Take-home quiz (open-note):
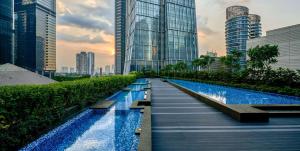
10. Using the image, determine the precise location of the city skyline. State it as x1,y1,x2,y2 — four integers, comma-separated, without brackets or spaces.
56,0,300,71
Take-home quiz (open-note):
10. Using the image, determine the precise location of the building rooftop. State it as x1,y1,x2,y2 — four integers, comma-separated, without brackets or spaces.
0,63,56,86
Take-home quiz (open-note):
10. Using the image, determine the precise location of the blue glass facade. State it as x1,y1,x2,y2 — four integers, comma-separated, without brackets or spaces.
115,0,126,74
124,0,198,73
0,0,13,64
226,6,261,67
15,0,56,76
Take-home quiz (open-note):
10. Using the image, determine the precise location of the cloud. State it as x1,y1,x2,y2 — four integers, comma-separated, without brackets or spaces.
57,33,107,44
57,0,114,35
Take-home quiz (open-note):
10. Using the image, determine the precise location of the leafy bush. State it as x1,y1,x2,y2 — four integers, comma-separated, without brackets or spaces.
160,69,300,96
0,75,136,150
53,75,91,82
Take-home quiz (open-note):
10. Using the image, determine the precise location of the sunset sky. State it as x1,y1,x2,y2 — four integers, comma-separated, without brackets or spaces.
56,0,300,71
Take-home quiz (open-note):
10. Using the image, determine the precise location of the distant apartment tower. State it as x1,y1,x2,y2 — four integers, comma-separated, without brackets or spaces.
14,0,56,77
61,66,68,73
226,6,261,67
124,0,199,74
247,24,300,70
76,52,88,75
115,0,126,74
87,52,95,75
105,65,110,75
76,51,95,75
0,0,14,64
70,67,75,73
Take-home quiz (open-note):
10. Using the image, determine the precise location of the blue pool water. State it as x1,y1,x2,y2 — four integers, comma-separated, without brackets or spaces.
21,80,146,151
170,79,300,105
134,79,147,84
127,84,147,91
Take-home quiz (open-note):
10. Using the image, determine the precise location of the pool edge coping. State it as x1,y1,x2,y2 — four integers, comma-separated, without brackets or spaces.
166,79,270,122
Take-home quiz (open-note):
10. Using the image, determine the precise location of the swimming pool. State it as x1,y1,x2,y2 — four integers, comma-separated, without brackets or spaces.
21,79,146,151
170,79,300,105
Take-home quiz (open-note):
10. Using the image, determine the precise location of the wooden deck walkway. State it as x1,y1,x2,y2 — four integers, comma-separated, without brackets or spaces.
150,79,300,151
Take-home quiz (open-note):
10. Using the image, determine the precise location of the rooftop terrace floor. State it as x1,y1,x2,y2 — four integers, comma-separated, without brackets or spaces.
150,79,300,151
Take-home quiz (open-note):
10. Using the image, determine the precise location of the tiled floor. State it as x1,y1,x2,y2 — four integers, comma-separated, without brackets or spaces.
151,79,300,151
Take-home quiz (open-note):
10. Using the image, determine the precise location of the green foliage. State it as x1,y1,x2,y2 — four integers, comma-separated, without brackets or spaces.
53,75,91,82
160,69,300,96
192,55,215,71
247,45,279,70
221,49,243,72
0,75,136,150
174,61,188,71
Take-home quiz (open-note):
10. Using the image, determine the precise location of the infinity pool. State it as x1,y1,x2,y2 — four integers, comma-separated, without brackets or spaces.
21,79,147,151
170,79,300,105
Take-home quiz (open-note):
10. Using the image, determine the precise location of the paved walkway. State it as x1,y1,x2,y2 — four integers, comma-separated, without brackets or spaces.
150,79,300,151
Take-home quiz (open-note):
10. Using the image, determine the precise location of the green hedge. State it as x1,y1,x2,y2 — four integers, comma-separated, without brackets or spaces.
168,77,300,97
53,75,91,82
159,70,300,97
0,75,136,150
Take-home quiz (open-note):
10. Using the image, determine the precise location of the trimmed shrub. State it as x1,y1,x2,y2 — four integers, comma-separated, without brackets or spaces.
0,75,136,150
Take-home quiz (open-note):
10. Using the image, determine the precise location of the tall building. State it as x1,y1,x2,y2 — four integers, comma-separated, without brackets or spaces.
0,0,14,64
247,24,300,70
14,0,56,77
249,14,262,39
61,66,68,73
76,51,95,75
105,65,110,75
226,6,261,67
76,52,88,75
70,67,75,73
115,0,126,74
87,52,95,75
124,0,199,74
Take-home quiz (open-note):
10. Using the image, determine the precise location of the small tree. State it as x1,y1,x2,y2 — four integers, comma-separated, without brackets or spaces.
192,55,215,71
247,44,279,71
220,49,242,72
174,61,188,72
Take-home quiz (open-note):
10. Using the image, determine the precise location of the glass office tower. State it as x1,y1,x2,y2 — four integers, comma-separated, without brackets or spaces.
15,0,56,77
124,0,198,74
226,6,261,68
0,0,13,64
115,0,126,74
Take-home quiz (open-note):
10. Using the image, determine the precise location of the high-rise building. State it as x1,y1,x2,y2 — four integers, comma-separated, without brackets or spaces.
226,6,261,67
70,67,75,73
76,52,88,75
105,65,110,75
0,0,14,64
115,0,126,74
14,0,56,77
87,52,95,75
76,51,95,75
249,14,262,39
124,0,199,74
247,24,300,70
61,66,68,73
111,64,115,74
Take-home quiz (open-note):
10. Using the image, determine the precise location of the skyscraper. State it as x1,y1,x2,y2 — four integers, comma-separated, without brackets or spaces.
225,6,261,67
249,14,262,39
76,52,88,75
76,51,95,75
0,0,13,64
87,52,95,75
124,0,199,74
115,0,126,74
14,0,56,77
